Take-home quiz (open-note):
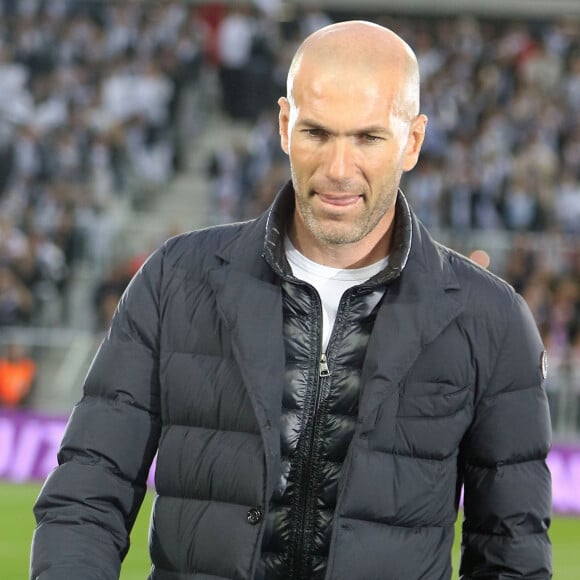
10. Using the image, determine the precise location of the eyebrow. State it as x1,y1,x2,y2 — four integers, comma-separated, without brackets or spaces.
297,118,391,137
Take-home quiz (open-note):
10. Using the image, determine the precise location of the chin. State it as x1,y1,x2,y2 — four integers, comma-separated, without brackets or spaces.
314,223,362,245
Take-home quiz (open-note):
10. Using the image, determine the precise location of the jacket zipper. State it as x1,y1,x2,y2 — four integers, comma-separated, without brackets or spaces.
292,351,331,579
289,285,354,579
319,353,330,377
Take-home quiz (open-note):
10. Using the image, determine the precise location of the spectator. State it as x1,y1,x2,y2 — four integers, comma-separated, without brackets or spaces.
0,265,34,326
298,2,333,37
93,260,132,331
0,341,36,407
216,4,255,120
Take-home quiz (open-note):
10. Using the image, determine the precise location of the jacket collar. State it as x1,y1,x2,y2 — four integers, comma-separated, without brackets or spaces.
261,181,413,287
213,179,459,295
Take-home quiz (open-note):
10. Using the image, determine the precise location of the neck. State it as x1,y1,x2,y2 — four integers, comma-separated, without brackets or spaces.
288,209,395,269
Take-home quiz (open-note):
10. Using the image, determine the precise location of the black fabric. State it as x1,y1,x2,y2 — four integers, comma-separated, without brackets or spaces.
31,182,552,580
257,278,385,579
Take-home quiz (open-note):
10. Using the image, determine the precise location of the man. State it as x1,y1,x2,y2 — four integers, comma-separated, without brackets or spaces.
0,342,36,407
31,21,552,579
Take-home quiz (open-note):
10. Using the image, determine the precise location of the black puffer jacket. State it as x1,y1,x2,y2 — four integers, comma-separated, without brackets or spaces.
31,183,552,579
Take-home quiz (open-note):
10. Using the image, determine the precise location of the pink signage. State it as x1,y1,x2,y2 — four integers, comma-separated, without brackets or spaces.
1,408,578,514
546,445,580,514
0,409,156,487
0,409,66,483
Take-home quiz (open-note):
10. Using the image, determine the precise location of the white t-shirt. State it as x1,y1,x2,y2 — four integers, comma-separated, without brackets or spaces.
285,238,388,351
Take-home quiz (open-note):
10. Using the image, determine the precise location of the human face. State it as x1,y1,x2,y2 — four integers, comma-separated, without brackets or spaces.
279,64,425,253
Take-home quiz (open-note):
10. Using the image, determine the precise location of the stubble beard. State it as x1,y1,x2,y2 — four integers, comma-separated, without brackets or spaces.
292,172,401,247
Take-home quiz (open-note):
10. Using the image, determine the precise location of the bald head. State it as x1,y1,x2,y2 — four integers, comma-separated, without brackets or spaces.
287,20,420,122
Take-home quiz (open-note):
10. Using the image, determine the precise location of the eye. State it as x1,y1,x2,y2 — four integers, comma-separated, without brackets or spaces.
361,134,383,143
303,128,327,139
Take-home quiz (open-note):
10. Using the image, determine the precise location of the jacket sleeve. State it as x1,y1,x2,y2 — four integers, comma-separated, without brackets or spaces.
30,247,164,580
459,293,552,579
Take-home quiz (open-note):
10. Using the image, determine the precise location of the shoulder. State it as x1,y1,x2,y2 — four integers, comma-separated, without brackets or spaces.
429,241,539,359
410,216,517,318
439,242,518,316
160,219,257,271
164,220,250,255
438,243,542,369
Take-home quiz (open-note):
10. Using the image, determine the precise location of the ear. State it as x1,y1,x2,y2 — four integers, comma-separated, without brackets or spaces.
278,97,290,155
402,114,428,172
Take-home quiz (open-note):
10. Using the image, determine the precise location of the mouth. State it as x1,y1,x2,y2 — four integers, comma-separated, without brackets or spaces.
315,192,363,207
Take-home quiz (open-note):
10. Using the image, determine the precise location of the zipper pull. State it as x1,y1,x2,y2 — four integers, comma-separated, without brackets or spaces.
319,353,330,377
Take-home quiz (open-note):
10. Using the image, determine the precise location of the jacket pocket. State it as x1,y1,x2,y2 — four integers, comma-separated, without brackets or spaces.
394,381,473,460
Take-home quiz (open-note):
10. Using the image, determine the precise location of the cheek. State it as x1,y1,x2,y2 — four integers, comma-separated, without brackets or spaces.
289,142,319,172
363,156,393,182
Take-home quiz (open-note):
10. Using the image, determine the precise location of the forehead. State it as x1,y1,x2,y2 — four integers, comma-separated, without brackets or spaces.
291,62,399,126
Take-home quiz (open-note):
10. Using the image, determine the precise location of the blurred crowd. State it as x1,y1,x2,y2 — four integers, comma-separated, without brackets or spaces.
0,1,579,430
0,0,209,328
503,237,580,432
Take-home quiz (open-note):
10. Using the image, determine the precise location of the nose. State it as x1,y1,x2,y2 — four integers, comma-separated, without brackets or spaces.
325,138,356,181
